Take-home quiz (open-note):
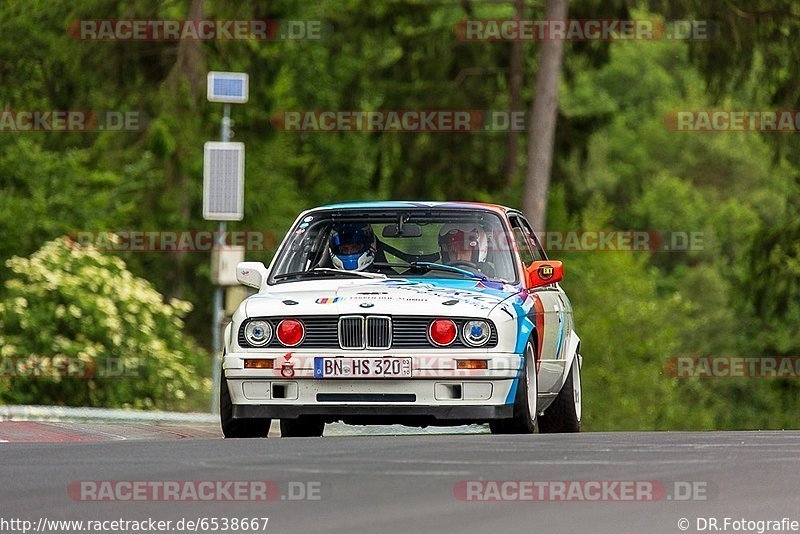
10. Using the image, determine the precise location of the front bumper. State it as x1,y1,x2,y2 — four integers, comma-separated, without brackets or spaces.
223,350,522,424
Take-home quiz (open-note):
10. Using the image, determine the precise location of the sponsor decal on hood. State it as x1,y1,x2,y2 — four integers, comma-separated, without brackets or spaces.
374,279,520,311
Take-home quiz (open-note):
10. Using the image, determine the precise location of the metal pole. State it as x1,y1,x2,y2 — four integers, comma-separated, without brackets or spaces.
210,104,232,414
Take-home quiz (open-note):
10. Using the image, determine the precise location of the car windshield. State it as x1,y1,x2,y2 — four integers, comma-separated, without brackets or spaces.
268,210,518,284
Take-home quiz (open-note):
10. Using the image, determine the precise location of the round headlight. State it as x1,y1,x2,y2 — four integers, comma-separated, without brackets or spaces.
277,319,305,347
244,320,272,347
462,320,491,347
429,319,457,347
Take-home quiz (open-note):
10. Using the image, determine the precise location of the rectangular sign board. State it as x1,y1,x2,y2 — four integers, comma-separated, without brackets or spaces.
207,72,249,104
203,141,245,221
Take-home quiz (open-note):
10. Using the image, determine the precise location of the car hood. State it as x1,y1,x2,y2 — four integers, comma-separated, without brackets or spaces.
244,278,524,318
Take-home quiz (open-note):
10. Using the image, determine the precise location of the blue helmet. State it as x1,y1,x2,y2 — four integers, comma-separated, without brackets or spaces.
329,223,375,271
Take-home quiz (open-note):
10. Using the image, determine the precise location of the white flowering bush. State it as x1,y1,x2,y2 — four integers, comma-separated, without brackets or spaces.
0,238,210,410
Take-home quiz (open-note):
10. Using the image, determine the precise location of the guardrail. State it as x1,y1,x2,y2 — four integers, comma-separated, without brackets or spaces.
0,405,217,424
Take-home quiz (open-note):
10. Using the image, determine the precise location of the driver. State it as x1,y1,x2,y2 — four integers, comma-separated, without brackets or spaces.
437,224,490,267
328,223,376,271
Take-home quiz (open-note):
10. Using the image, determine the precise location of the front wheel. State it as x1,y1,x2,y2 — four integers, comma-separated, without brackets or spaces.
220,372,271,438
490,339,537,434
537,355,582,433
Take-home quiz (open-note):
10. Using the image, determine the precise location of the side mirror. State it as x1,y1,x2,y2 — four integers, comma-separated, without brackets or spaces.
236,261,269,290
525,260,563,289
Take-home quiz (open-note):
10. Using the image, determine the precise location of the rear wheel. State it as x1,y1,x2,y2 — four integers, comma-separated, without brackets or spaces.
490,339,537,434
220,371,271,438
280,417,325,437
537,356,581,433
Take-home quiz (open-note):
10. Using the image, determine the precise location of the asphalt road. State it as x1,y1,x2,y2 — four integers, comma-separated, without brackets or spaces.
1,428,798,534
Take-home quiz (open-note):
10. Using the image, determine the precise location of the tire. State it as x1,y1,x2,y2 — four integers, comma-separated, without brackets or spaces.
538,355,582,433
280,417,325,437
220,372,271,438
490,339,537,434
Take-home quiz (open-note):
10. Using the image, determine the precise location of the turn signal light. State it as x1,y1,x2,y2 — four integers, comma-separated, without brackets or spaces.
456,360,488,370
244,359,274,369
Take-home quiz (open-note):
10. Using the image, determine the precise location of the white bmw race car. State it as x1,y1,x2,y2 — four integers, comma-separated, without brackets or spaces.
220,201,582,437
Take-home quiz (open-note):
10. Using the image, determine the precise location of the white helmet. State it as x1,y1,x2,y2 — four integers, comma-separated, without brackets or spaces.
438,224,488,263
329,223,376,271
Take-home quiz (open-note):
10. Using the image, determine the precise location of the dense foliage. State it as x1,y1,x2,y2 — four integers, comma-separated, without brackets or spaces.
0,0,797,426
0,239,209,409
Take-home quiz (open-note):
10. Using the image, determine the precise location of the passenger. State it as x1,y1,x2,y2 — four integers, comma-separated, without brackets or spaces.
437,224,492,274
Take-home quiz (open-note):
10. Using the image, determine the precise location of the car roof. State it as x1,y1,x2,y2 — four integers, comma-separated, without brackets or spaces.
314,201,513,214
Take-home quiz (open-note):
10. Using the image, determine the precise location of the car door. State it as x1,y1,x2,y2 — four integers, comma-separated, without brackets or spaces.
508,213,571,399
516,214,573,337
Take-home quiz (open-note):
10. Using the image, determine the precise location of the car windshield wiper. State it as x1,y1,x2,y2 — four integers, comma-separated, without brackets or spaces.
273,268,387,281
374,261,487,281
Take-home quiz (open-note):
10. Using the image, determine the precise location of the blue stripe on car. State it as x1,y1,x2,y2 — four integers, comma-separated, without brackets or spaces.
503,295,535,404
505,357,524,404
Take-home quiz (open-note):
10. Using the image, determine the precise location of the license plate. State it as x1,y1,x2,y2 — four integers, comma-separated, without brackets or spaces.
313,357,412,378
